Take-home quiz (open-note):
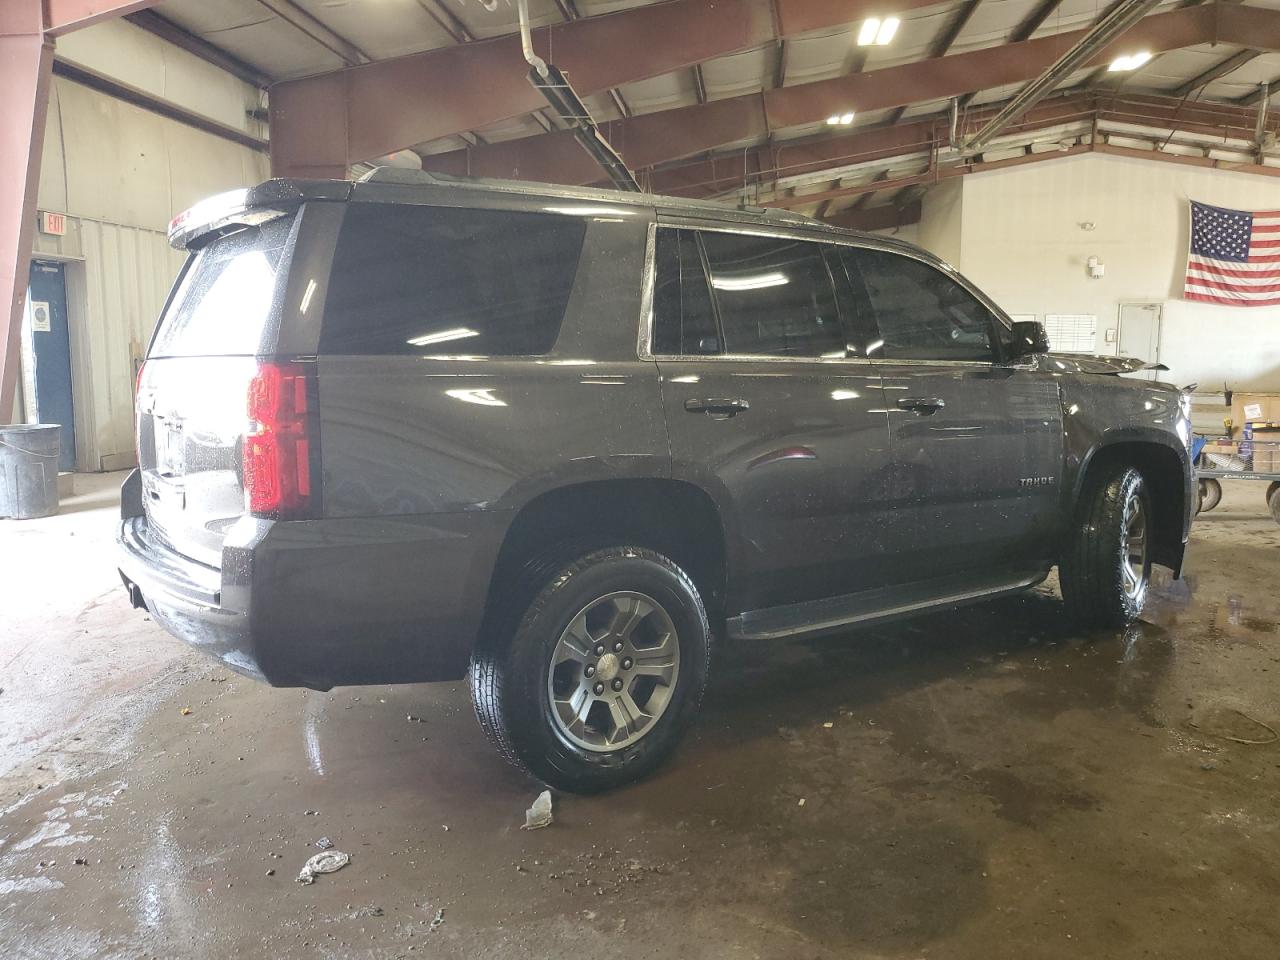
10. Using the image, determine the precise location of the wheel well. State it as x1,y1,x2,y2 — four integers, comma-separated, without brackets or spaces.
1078,441,1187,571
483,479,728,627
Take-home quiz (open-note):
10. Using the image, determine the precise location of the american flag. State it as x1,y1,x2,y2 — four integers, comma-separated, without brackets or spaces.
1184,201,1280,307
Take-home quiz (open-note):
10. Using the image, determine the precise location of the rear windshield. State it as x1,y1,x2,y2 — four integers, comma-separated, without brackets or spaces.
320,203,586,357
149,217,293,358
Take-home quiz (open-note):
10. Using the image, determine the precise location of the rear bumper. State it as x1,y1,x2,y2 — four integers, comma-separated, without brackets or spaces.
117,473,509,689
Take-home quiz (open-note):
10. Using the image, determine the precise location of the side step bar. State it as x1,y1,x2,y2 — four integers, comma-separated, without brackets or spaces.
727,569,1049,642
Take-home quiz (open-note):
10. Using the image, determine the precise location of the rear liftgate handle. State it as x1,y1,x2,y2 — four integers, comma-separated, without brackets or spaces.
685,397,750,419
896,396,946,416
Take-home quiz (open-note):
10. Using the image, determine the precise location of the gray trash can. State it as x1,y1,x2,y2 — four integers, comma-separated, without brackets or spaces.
0,424,61,519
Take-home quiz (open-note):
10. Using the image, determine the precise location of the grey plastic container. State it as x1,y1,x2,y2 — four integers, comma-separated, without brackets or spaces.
0,424,61,519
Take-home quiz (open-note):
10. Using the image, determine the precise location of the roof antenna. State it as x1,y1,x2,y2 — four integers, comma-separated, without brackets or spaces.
516,0,641,192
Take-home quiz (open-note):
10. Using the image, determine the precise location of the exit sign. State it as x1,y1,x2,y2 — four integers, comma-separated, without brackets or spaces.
40,211,66,236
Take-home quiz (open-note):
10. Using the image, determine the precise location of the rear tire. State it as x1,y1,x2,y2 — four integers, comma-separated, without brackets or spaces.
470,546,711,793
1060,465,1152,629
1268,482,1280,526
1197,478,1222,514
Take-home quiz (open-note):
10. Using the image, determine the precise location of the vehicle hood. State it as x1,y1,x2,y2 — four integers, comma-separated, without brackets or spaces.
1040,353,1168,375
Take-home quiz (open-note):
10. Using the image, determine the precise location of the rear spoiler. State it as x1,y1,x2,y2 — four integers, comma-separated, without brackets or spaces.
168,178,352,250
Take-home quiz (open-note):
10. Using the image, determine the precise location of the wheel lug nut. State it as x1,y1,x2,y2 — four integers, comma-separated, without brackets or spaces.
613,642,624,652
585,665,595,678
595,645,606,656
611,678,623,691
621,657,633,670
594,682,605,696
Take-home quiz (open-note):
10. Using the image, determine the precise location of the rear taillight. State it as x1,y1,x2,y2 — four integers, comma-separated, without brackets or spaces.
244,360,318,519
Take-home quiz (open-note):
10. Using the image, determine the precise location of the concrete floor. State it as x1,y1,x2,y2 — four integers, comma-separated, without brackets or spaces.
3,474,1280,959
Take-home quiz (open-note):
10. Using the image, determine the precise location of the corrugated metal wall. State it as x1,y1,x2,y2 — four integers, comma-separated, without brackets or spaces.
29,22,269,471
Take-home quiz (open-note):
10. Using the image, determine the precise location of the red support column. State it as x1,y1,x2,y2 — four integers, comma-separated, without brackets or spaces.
0,9,54,424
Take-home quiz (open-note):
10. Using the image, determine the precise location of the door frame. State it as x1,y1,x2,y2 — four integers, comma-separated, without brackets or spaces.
27,252,92,472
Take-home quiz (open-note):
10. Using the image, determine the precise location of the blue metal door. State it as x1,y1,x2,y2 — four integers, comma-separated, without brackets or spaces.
28,260,76,472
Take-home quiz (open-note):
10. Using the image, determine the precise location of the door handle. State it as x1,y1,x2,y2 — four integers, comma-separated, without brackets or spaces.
896,396,946,415
685,397,750,418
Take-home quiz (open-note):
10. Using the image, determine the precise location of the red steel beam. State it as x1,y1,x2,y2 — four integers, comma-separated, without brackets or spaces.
651,89,1267,205
645,94,1101,197
422,4,1258,186
268,0,958,176
0,22,54,423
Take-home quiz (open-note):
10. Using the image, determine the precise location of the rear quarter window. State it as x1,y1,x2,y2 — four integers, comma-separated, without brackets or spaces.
320,204,587,357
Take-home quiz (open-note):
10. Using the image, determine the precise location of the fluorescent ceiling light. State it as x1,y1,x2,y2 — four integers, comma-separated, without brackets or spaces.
827,111,856,126
1108,51,1152,72
710,271,789,291
857,16,899,46
406,327,479,346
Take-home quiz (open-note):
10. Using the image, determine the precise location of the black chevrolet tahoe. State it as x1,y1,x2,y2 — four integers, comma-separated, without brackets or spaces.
118,168,1194,792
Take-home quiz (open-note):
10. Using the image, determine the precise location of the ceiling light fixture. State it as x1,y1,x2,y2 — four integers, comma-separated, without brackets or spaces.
1108,51,1152,72
826,111,856,126
857,16,900,46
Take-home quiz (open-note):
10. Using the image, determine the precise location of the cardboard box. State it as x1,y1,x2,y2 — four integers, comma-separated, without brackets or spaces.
1250,428,1280,473
1230,393,1280,429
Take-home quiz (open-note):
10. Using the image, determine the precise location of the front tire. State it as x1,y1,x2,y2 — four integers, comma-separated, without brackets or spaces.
1060,465,1152,628
470,546,711,793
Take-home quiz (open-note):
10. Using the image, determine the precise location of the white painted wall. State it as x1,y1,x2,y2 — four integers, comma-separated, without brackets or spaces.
916,152,1280,392
26,21,269,471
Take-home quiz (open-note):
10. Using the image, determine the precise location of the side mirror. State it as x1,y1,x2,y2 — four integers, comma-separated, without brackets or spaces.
1010,320,1049,358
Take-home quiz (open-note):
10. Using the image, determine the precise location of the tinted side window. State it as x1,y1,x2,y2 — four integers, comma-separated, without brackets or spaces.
652,228,719,355
700,232,844,358
321,204,586,356
847,249,996,362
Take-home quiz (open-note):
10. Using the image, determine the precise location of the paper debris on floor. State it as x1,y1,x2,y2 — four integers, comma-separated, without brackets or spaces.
522,790,553,830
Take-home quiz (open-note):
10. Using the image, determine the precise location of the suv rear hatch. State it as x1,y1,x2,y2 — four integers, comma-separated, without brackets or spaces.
136,215,295,568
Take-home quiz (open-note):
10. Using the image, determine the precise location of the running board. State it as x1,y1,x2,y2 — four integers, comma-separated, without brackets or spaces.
727,569,1048,642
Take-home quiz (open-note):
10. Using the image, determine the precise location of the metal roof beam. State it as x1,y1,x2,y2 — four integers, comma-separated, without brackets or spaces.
420,4,1259,186
269,0,965,175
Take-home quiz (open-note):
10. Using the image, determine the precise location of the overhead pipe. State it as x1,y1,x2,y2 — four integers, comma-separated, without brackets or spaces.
962,0,1163,156
1257,82,1272,162
516,0,548,79
948,97,960,150
515,0,641,191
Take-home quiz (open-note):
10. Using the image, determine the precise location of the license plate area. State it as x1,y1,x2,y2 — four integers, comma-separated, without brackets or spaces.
153,417,186,477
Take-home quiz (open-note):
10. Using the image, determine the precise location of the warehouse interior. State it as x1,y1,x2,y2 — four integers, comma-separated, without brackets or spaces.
2,0,1280,956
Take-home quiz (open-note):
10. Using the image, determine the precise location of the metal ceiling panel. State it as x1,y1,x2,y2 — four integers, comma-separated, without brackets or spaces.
450,0,562,41
156,0,346,78
783,31,860,86
700,45,773,99
286,0,456,59
616,70,699,114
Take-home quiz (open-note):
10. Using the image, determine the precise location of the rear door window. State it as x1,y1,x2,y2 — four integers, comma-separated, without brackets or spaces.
699,231,844,358
321,204,586,356
652,228,719,355
843,248,997,362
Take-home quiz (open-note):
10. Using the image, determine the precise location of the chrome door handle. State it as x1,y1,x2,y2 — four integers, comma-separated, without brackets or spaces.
896,396,946,415
685,398,750,418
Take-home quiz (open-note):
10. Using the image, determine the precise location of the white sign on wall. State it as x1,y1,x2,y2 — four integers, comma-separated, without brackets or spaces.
30,301,51,333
